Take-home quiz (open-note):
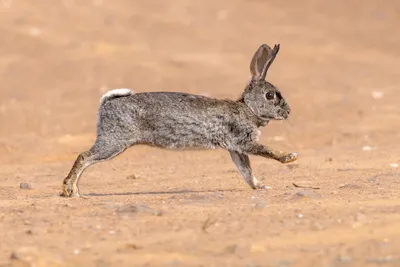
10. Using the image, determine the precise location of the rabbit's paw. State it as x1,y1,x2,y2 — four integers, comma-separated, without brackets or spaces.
280,152,298,164
61,182,84,198
255,184,272,190
248,176,272,190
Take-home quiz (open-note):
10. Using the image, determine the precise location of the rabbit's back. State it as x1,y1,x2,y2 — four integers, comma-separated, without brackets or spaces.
98,92,258,150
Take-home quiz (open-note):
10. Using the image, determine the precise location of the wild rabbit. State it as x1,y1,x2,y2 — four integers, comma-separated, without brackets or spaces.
62,43,298,197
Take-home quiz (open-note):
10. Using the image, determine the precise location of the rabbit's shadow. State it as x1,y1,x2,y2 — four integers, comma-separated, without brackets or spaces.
88,188,242,197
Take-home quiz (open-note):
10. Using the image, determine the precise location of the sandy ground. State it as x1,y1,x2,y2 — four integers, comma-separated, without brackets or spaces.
0,1,399,266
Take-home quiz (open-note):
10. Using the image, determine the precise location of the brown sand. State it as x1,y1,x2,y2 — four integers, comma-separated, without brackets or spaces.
0,1,399,266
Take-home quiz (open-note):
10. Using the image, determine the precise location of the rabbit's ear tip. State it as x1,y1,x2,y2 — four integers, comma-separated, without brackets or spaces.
259,43,279,51
273,44,281,53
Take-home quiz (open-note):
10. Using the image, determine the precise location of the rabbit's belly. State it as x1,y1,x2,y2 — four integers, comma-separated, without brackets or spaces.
156,142,217,150
136,112,228,150
148,133,219,150
139,124,221,150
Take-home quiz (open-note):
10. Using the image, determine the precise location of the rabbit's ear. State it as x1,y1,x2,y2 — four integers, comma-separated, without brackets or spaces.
250,44,280,81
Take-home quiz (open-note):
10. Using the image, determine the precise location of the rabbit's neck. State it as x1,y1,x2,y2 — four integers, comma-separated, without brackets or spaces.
252,114,270,128
236,98,270,128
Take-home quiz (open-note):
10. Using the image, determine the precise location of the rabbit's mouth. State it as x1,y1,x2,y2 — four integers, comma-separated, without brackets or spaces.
259,109,289,121
274,110,289,120
271,115,287,121
260,114,286,121
260,114,282,121
274,116,285,120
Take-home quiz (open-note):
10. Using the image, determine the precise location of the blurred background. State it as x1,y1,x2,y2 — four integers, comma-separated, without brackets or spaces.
1,1,400,266
0,0,399,165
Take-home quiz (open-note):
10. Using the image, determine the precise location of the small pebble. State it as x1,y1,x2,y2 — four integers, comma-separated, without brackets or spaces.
126,174,139,179
125,243,140,250
152,211,163,216
117,243,141,253
108,230,116,235
19,183,31,190
298,214,304,218
73,249,80,255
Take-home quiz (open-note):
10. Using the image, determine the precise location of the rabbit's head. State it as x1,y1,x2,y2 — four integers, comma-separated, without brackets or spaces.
242,44,290,122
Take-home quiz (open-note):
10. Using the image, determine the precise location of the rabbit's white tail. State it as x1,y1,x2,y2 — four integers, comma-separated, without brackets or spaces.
100,88,133,104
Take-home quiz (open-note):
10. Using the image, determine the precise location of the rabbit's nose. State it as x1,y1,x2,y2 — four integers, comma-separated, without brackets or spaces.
287,107,291,114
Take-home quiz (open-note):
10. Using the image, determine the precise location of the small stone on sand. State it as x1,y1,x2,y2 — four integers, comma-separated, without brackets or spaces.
20,183,32,190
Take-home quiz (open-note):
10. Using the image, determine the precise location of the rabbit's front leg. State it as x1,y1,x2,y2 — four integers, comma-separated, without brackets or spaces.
229,151,270,189
242,142,298,164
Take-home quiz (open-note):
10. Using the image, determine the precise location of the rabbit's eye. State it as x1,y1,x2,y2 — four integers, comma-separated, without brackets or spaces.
265,92,275,100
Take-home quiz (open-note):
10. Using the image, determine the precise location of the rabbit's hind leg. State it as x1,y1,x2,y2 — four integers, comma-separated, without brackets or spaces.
61,140,128,198
229,151,269,190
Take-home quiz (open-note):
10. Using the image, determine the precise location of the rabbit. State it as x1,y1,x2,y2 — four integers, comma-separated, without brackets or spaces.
61,43,298,197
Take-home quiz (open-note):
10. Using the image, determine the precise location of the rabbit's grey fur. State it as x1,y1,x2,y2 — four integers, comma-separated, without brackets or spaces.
62,43,298,197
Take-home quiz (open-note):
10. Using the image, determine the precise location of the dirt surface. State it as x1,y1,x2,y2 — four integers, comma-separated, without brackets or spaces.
0,1,399,266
